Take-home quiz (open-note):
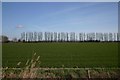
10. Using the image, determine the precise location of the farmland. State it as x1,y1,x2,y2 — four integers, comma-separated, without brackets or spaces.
2,42,118,68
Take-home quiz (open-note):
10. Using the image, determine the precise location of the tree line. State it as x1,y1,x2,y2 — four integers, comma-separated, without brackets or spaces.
20,32,120,42
1,32,120,43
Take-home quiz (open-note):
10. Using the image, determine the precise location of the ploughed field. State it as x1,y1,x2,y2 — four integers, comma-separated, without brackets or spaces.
2,42,118,68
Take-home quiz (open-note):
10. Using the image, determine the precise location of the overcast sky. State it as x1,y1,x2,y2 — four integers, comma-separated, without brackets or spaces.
2,2,118,39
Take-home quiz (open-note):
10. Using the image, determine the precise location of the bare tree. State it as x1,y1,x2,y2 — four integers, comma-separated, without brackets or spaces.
99,33,104,41
113,33,117,41
25,32,28,42
54,32,57,42
79,33,84,41
117,33,120,41
38,32,43,41
21,32,25,42
66,32,69,42
58,32,60,42
12,37,18,42
50,32,53,42
33,32,37,42
103,33,109,41
1,35,9,43
109,33,113,41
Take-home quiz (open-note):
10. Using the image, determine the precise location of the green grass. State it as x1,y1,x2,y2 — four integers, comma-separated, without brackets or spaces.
2,42,118,68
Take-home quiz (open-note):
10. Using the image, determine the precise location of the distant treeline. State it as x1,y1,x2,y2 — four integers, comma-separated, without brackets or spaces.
20,32,120,42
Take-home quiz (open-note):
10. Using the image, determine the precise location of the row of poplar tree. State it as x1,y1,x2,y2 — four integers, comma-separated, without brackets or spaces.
21,32,120,42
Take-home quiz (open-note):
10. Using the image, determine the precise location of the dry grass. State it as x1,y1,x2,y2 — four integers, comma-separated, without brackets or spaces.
2,53,120,79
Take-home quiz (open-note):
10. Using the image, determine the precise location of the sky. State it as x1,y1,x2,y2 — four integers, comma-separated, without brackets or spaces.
0,2,1,36
2,2,118,39
2,0,120,2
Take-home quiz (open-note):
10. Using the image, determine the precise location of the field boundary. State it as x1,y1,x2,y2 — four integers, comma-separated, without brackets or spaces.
2,67,120,78
2,67,120,70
